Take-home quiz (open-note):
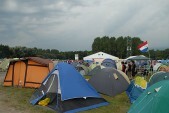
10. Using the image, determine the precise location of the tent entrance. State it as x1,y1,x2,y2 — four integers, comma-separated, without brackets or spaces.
13,61,26,86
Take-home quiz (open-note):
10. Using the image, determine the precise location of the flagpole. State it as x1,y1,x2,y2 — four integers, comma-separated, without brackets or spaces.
148,48,152,76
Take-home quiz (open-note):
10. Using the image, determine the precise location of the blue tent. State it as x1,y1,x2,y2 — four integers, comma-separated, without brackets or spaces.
102,58,117,69
126,81,146,103
30,62,108,113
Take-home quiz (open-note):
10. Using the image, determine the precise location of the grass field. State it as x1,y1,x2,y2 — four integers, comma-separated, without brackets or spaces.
0,84,131,113
0,73,152,113
0,72,132,113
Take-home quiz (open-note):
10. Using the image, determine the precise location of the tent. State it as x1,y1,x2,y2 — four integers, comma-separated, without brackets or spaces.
76,64,89,76
157,65,169,72
88,65,105,76
128,80,169,113
3,57,54,88
126,76,147,103
153,63,162,72
83,52,119,63
0,58,11,71
88,67,130,96
126,55,149,60
30,62,108,113
149,71,169,86
102,58,117,69
88,63,97,71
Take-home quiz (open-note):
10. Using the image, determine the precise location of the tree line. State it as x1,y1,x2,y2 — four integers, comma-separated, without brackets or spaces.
0,36,168,60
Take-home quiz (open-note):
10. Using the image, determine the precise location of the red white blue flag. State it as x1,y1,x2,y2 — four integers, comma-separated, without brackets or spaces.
138,41,148,52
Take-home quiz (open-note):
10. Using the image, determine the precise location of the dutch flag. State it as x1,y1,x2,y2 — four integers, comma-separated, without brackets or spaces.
138,41,148,52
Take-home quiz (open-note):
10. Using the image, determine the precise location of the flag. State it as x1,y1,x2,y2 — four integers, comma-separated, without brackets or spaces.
138,41,148,52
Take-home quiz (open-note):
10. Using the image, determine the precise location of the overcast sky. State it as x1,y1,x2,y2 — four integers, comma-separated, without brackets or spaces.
0,0,169,51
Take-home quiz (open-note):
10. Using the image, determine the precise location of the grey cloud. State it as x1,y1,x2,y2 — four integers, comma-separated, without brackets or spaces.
0,0,169,51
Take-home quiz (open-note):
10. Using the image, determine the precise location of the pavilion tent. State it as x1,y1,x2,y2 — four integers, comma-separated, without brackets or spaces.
3,57,54,88
30,62,108,113
83,52,119,63
88,67,130,96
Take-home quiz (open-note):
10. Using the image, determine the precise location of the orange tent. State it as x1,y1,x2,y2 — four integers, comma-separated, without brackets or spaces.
3,57,54,88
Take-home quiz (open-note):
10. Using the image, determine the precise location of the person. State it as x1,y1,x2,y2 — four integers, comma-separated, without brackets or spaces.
126,61,132,80
131,60,137,77
121,61,126,73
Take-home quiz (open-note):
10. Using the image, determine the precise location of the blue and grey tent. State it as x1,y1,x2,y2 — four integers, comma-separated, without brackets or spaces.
30,62,108,113
102,58,117,69
126,80,147,103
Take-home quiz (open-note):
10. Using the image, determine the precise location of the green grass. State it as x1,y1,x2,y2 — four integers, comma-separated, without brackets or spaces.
81,93,130,113
0,85,55,113
1,73,151,113
0,84,131,113
1,74,153,113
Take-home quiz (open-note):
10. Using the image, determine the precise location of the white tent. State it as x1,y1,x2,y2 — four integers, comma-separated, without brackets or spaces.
83,52,119,62
125,55,149,60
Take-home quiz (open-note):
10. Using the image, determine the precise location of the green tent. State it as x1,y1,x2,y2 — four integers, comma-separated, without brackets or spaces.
128,80,169,113
88,63,97,72
76,64,89,75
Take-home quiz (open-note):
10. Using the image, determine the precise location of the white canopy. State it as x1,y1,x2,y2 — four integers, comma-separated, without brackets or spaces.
83,52,119,61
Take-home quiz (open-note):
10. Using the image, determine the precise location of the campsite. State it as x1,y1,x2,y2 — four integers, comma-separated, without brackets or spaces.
0,52,169,113
0,71,130,113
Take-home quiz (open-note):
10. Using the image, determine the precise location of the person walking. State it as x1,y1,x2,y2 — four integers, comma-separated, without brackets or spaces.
131,60,137,77
121,61,126,73
126,61,132,80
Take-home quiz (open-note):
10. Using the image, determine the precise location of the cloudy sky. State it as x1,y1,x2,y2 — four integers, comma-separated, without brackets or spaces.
0,0,169,51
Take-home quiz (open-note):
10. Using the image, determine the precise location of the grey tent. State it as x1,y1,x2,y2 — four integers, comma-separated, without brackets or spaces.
149,71,169,86
88,65,105,76
102,59,117,69
88,67,130,96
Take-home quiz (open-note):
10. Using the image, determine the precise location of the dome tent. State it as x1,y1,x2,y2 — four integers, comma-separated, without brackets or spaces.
128,80,169,113
149,71,169,86
88,67,130,96
101,58,117,69
30,62,108,113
